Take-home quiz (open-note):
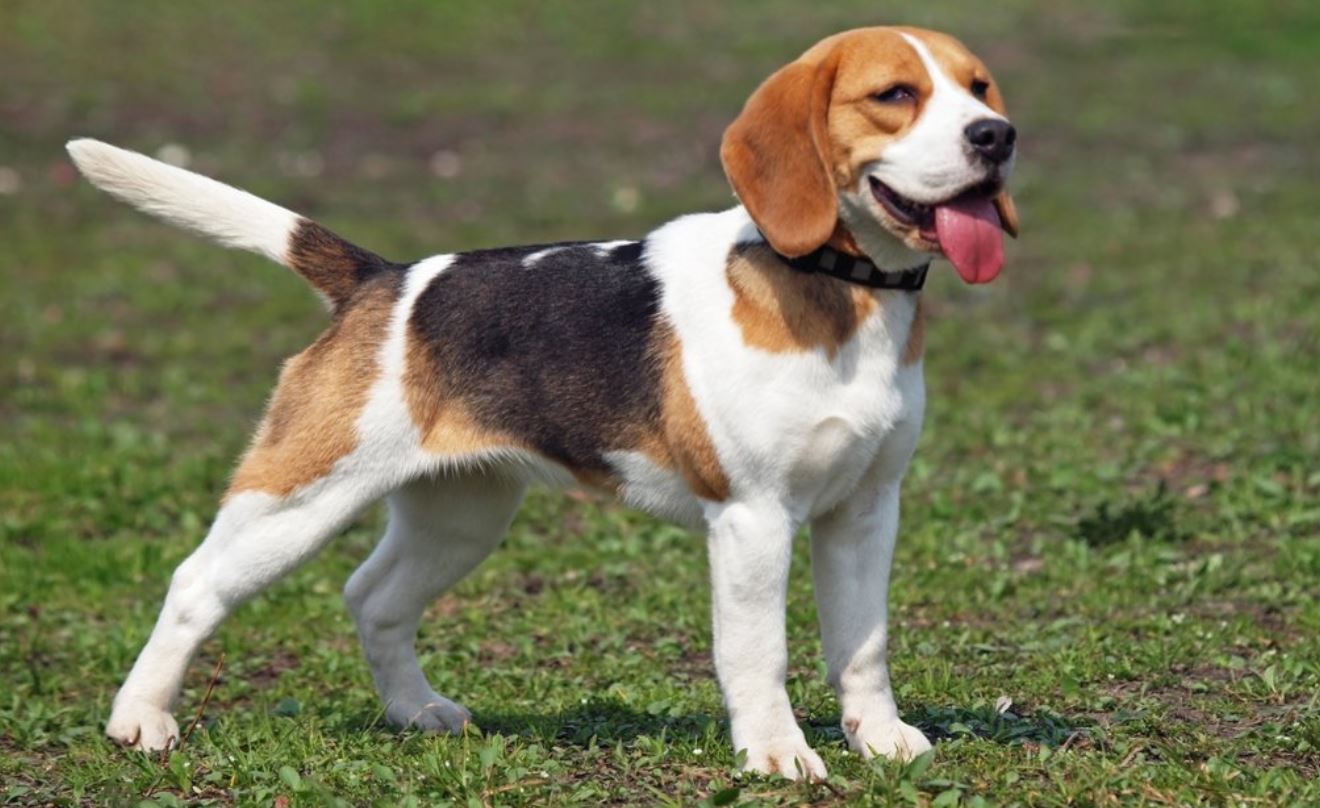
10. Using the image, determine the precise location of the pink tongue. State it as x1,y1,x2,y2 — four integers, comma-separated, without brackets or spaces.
934,196,1004,284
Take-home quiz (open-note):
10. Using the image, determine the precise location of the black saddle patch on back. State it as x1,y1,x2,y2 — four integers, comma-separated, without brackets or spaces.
409,241,664,473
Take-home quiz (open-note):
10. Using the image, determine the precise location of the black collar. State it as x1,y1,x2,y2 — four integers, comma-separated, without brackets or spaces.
775,244,930,291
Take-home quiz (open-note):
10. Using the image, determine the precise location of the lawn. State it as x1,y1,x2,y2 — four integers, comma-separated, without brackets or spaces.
2,1,1318,805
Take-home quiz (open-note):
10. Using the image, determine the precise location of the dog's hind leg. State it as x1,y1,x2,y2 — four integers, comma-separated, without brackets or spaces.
105,270,419,751
105,470,396,751
343,471,524,734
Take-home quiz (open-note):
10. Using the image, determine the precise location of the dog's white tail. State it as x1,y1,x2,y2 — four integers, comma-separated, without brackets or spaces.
66,138,396,311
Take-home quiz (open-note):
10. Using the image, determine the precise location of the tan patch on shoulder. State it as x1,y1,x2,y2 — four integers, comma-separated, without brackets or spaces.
635,323,731,502
901,295,925,366
227,276,400,499
727,244,878,359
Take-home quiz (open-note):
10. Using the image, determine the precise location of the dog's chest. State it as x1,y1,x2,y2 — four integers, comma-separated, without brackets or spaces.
617,285,922,525
611,209,927,525
734,317,924,514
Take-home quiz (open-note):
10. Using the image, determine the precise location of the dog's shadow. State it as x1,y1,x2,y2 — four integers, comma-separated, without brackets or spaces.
905,702,1085,748
475,698,721,747
467,697,1087,750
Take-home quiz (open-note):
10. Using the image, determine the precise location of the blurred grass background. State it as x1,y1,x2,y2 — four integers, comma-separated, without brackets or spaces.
2,1,1318,805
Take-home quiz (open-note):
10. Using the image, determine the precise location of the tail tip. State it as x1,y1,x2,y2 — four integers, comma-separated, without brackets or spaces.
66,138,113,175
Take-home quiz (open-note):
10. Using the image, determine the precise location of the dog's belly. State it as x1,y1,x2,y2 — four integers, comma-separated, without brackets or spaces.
607,449,709,528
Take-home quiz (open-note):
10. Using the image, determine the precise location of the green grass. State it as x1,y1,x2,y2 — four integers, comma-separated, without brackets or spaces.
2,1,1318,805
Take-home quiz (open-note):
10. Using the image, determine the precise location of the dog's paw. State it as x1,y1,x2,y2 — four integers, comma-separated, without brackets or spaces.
739,733,828,781
386,693,472,735
106,701,180,751
845,715,931,761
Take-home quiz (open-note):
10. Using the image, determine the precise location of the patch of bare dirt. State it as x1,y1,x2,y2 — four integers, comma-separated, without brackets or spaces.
1099,663,1317,773
245,649,302,689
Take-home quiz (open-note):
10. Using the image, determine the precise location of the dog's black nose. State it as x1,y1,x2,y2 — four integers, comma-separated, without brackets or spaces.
965,118,1016,164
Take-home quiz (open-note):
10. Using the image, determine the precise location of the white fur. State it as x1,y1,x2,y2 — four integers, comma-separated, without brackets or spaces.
605,450,705,528
67,139,300,266
811,422,931,761
88,37,995,774
523,245,568,266
344,474,525,733
592,239,634,254
631,208,927,776
871,34,1010,205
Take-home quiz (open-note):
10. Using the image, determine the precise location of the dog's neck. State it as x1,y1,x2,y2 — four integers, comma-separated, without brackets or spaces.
834,197,930,274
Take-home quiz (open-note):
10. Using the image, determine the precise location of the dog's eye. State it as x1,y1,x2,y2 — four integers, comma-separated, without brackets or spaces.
970,79,990,100
871,85,916,104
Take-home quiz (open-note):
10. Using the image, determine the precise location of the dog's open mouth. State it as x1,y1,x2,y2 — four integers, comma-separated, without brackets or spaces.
869,176,1005,285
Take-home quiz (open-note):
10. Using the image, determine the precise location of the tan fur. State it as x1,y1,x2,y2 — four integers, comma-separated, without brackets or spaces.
901,296,925,366
227,278,399,498
720,54,841,258
818,31,936,195
649,324,732,502
570,467,622,494
726,244,877,359
401,332,526,459
722,27,1018,259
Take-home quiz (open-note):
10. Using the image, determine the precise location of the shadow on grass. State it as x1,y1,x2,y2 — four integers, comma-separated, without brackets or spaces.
908,703,1089,748
476,697,720,746
1078,483,1186,547
470,697,1090,750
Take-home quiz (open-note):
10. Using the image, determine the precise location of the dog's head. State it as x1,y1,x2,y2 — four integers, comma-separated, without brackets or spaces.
721,26,1018,284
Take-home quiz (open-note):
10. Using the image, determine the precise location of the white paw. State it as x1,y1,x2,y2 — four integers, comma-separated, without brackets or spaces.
385,693,471,734
106,701,180,751
739,732,829,781
845,715,931,761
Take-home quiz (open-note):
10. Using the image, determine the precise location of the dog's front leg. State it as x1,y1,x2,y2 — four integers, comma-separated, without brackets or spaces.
811,479,931,761
705,500,826,781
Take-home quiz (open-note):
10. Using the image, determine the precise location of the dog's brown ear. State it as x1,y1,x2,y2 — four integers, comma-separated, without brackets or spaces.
721,57,839,258
995,190,1019,238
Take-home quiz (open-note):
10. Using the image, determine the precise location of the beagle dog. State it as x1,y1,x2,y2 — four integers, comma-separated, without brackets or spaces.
69,25,1016,780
